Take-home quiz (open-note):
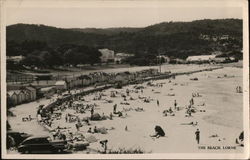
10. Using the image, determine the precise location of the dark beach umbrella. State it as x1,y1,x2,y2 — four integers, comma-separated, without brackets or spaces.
155,125,165,136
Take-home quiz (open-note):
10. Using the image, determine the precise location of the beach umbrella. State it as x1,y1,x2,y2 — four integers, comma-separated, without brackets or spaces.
155,125,165,136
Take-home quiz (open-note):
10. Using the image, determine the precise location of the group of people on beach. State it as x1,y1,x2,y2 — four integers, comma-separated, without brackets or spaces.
33,77,208,153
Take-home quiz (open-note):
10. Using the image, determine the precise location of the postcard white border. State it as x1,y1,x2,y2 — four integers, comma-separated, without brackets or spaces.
1,0,249,159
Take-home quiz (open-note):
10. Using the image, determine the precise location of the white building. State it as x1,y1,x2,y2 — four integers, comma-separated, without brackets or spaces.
7,55,25,63
156,55,170,63
55,81,67,90
220,35,229,40
114,53,134,64
98,48,115,63
186,55,216,62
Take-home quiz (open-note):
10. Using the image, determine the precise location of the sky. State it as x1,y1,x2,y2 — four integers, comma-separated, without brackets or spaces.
4,0,244,29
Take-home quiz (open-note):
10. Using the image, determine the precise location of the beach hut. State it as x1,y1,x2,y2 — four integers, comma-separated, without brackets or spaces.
79,75,92,86
23,90,31,102
102,72,110,82
7,91,18,106
20,90,27,103
40,86,56,98
55,81,67,90
107,73,116,83
14,90,22,104
76,78,82,87
115,72,129,84
26,86,37,101
7,93,13,107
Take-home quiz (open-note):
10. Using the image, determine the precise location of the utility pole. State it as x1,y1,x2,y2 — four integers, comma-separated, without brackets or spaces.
158,54,162,73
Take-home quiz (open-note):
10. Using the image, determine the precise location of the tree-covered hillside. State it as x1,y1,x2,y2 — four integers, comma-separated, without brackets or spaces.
6,19,243,66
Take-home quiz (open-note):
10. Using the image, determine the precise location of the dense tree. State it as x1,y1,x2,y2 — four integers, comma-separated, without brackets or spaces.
6,19,243,66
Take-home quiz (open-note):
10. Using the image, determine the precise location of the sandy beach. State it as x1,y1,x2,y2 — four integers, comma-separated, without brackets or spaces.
8,66,243,153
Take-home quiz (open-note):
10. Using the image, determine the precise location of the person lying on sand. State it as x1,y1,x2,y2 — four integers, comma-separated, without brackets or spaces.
82,117,90,125
113,111,123,117
180,121,198,126
192,93,202,97
138,95,146,99
209,134,218,138
167,93,175,96
120,102,130,105
87,127,92,133
123,107,133,112
185,110,192,117
130,97,135,100
197,102,205,106
105,99,113,103
135,107,144,112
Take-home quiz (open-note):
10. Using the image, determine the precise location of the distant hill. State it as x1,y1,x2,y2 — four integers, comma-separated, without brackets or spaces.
7,24,108,47
142,19,242,36
7,19,242,59
70,27,141,35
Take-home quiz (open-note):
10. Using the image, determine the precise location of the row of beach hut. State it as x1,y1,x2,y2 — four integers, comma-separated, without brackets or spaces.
7,87,36,106
65,69,159,89
7,69,159,106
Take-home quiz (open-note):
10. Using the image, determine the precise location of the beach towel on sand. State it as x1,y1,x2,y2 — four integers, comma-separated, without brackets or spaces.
97,127,108,134
86,135,98,143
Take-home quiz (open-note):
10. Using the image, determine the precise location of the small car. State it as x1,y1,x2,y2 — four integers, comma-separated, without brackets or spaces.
7,131,31,148
17,136,67,154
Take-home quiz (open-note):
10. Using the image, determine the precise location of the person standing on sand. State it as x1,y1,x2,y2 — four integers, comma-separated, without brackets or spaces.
195,129,200,144
126,89,130,96
113,104,117,113
110,112,113,120
91,106,94,117
65,114,68,122
100,140,108,153
157,100,159,106
125,125,128,131
174,100,177,109
190,98,194,105
75,123,78,131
